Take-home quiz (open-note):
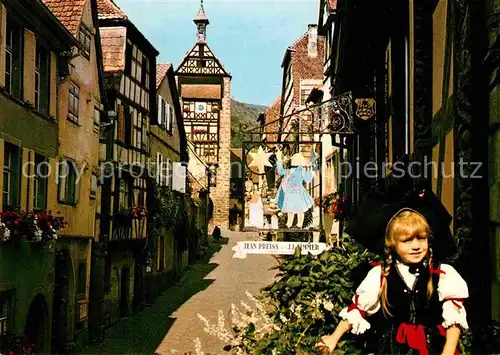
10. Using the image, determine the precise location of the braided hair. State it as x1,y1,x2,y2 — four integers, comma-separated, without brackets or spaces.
380,209,433,317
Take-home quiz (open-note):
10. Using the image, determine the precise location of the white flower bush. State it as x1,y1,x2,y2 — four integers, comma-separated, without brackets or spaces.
195,291,280,354
0,222,10,243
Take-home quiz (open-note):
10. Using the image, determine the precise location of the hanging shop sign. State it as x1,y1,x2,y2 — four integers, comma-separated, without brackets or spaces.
354,98,376,120
238,92,356,234
232,241,329,259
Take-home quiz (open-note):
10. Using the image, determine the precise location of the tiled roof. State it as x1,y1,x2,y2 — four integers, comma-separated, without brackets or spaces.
194,5,208,21
100,27,127,72
41,0,87,36
97,0,127,20
180,84,221,99
156,63,172,89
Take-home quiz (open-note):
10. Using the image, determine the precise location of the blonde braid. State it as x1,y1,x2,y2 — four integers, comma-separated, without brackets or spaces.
380,247,394,317
426,247,434,301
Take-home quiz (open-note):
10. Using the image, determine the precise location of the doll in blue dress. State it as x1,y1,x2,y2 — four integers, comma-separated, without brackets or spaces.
275,150,318,228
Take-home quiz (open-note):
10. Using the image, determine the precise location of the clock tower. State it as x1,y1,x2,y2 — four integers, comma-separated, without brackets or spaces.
175,1,232,229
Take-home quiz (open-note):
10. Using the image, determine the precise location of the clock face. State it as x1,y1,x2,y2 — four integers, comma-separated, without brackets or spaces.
195,102,207,114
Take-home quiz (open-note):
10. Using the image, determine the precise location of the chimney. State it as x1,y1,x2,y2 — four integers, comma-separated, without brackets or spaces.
308,24,318,57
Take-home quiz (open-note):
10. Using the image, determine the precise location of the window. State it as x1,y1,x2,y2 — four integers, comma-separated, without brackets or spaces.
124,107,132,145
118,179,130,210
141,57,150,89
127,44,143,83
131,109,146,151
156,152,164,186
93,106,100,132
166,159,173,187
33,154,48,209
58,159,79,204
125,41,132,75
3,143,20,209
0,290,13,335
68,83,80,124
157,96,169,130
77,262,87,297
167,105,174,133
90,174,97,199
35,45,50,115
78,25,92,59
300,88,312,106
5,17,23,99
142,116,148,151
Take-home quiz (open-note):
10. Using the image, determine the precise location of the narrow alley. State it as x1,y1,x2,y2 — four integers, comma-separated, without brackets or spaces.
80,231,278,355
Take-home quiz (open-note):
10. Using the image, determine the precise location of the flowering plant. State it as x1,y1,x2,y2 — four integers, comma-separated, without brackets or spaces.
0,208,66,243
131,205,148,219
0,220,10,243
33,209,66,242
192,129,207,134
0,330,35,355
319,192,351,221
115,205,147,220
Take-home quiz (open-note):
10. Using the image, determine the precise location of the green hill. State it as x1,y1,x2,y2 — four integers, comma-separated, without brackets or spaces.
231,99,267,148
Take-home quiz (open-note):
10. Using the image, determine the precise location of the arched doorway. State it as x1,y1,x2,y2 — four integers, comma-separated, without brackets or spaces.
25,294,49,354
51,250,71,354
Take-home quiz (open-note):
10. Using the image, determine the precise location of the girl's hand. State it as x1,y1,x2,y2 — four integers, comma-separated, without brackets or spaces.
315,335,337,354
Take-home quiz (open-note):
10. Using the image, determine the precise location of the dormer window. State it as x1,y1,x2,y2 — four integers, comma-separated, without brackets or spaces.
78,25,92,59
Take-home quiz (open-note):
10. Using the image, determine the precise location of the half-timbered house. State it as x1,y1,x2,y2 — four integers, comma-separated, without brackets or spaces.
175,3,232,229
94,0,158,328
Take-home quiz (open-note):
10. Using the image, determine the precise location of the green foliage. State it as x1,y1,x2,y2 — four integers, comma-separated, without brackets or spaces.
459,320,500,354
151,184,192,251
232,235,377,354
231,99,267,148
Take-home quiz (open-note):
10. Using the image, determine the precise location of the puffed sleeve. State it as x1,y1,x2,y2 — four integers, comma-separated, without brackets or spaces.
339,265,382,334
437,264,469,329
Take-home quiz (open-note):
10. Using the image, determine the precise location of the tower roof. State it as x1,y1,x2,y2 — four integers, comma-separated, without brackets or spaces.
194,0,209,23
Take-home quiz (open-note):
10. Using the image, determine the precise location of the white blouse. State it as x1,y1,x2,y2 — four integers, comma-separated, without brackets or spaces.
339,262,469,334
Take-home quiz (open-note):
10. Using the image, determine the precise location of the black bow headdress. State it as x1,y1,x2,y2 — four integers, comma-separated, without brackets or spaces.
344,185,457,261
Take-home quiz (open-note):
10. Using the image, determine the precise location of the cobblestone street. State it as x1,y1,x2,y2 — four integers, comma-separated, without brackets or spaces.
80,230,278,355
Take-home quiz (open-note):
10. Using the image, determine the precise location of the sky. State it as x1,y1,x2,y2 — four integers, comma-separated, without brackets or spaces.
113,0,320,107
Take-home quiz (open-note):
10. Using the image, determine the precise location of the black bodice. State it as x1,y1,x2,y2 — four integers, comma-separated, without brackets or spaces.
384,262,443,326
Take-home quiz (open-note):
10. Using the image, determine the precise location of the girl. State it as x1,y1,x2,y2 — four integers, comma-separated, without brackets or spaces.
316,208,469,355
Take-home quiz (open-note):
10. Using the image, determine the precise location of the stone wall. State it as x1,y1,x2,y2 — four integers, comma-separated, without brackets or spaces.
209,77,231,229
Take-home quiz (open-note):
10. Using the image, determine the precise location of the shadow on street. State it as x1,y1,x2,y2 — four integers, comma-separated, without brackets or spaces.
79,244,222,355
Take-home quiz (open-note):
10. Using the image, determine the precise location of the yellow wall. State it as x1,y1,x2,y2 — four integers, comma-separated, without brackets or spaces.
52,0,100,239
431,0,455,229
0,3,6,89
432,0,448,116
153,72,181,155
23,29,35,104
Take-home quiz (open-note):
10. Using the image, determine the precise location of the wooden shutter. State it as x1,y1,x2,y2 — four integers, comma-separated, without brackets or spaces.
165,103,171,131
117,104,125,142
169,106,174,132
157,96,163,125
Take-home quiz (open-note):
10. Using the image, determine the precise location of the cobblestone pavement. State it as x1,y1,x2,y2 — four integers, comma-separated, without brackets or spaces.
80,230,278,355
